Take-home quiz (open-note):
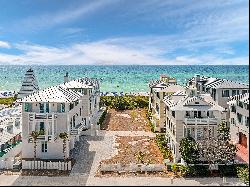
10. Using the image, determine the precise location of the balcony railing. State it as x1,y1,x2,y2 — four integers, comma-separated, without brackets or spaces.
184,117,217,125
70,122,85,135
28,134,56,143
29,113,57,121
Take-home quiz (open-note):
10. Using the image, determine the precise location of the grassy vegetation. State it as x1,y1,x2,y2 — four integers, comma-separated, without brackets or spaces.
100,96,148,110
0,97,16,106
155,134,173,161
97,109,107,129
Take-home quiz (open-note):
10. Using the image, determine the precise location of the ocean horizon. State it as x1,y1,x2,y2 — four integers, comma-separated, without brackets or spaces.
0,65,249,93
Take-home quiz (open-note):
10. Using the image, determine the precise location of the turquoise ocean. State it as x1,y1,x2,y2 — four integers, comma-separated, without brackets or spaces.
0,65,249,93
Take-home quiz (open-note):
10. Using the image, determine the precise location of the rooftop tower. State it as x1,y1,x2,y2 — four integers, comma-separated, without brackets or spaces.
17,68,39,99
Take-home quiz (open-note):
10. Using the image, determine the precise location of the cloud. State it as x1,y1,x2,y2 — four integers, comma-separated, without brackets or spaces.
0,41,11,48
0,41,248,65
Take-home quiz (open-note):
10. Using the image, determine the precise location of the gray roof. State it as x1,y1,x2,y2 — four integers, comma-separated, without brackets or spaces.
205,79,249,89
20,85,82,103
163,92,225,111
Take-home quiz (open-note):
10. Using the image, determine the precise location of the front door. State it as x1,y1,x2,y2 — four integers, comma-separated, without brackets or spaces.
239,132,247,148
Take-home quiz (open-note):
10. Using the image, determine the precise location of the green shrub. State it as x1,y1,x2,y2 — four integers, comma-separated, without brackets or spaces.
179,137,199,164
97,109,107,128
218,164,248,177
156,134,173,161
236,165,249,185
0,97,16,106
100,96,149,110
171,163,179,175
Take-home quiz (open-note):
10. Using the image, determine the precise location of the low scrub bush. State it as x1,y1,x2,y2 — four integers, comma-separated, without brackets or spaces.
156,134,173,161
100,96,148,110
97,109,107,128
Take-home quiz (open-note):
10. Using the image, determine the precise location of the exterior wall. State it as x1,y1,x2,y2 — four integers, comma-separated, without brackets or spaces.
22,140,69,159
164,104,225,163
229,100,249,151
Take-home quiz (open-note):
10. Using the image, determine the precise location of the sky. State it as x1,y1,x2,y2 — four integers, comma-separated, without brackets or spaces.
0,0,249,65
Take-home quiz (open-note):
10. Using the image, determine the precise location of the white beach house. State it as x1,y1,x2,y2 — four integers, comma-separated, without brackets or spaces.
188,75,249,109
20,77,100,160
148,75,179,132
0,106,22,158
17,68,39,99
163,85,227,162
228,93,249,163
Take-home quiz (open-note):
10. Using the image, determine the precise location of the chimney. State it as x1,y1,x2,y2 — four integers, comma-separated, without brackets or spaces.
64,72,69,83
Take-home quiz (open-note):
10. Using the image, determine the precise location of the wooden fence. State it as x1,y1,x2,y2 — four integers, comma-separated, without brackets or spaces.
22,160,72,171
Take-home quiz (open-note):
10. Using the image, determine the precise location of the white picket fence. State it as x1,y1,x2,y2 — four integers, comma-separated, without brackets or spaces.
0,159,15,169
22,160,72,170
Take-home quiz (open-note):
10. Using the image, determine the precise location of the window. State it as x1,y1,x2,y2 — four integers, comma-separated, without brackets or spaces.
186,111,190,117
39,103,44,113
73,116,76,127
237,113,242,123
198,111,202,118
156,92,160,99
207,111,209,117
195,102,199,104
222,90,230,97
46,103,49,113
245,117,249,127
242,90,248,95
61,103,65,112
166,106,169,111
231,118,235,124
231,105,236,113
40,122,45,135
70,103,74,110
80,108,82,116
238,101,244,108
41,142,48,153
156,103,160,114
172,111,175,118
197,128,203,140
24,103,31,112
194,111,198,118
232,90,239,96
187,128,191,137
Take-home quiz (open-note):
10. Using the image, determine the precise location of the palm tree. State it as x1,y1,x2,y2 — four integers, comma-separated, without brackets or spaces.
59,132,68,161
30,131,40,161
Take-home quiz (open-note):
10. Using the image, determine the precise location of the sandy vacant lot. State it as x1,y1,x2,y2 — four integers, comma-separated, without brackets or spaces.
101,109,151,131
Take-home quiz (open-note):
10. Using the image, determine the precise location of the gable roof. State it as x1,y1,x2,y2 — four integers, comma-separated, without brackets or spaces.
163,92,225,111
20,85,82,103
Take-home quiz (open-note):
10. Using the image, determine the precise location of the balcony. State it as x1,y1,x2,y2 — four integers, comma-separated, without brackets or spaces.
28,134,56,143
29,113,57,121
184,117,217,125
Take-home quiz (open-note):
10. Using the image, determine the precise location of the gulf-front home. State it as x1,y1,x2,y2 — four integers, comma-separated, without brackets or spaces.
188,74,249,109
20,77,100,160
228,93,249,163
148,75,180,132
163,86,227,162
